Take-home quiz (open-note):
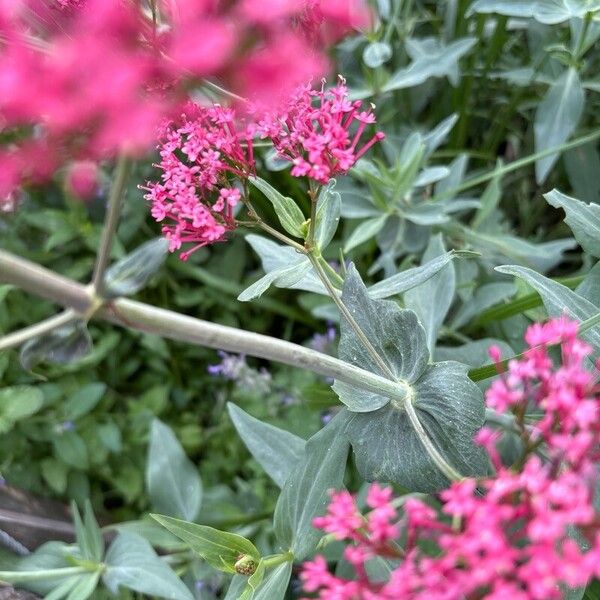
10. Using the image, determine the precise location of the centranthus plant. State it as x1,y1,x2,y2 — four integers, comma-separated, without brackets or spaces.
302,318,600,600
2,1,600,600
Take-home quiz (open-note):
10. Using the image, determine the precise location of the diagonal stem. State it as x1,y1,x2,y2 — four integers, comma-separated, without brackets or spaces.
0,309,78,352
92,156,131,296
307,253,397,381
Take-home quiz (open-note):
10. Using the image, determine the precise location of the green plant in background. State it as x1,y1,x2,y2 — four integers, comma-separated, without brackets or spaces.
1,1,600,599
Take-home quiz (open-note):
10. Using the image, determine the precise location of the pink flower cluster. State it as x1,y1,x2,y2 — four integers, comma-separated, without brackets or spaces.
255,78,385,184
142,104,254,260
146,80,384,258
301,318,600,600
0,0,369,195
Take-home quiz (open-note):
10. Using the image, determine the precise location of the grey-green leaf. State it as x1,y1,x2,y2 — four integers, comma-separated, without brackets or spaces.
383,37,476,92
104,237,169,299
274,413,350,560
315,180,342,250
344,215,388,253
368,251,471,299
20,321,92,371
345,361,488,492
146,419,203,521
249,177,305,238
334,264,429,412
241,235,325,297
103,532,194,600
534,68,584,183
545,189,600,257
496,265,600,353
254,562,292,600
405,235,456,354
72,501,104,563
228,403,305,488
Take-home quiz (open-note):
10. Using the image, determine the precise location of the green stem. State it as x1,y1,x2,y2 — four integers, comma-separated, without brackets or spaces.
470,308,600,382
318,255,344,287
575,11,593,60
308,253,397,381
0,567,87,583
262,552,294,570
256,221,306,253
404,390,463,482
432,128,600,203
92,156,131,297
0,309,78,352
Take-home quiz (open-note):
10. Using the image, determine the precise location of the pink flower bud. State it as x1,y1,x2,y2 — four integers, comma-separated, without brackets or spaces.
65,161,100,201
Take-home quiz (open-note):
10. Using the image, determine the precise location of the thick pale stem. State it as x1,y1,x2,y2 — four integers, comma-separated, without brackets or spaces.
0,249,407,403
0,309,78,352
92,156,131,296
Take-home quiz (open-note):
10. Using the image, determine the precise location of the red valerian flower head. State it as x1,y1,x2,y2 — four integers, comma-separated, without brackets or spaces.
142,104,255,260
255,77,385,184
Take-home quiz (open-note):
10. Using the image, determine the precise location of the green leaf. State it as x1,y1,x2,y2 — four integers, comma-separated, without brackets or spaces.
576,262,600,304
274,413,350,560
564,143,600,204
333,264,429,412
20,321,92,371
104,237,169,298
151,515,260,573
103,532,194,600
405,235,456,353
53,431,89,470
0,386,44,433
382,37,476,92
146,419,203,521
238,560,266,600
227,403,305,488
315,180,342,250
345,361,488,492
72,501,104,563
496,265,600,353
534,68,585,183
368,251,473,299
254,562,293,600
65,571,101,600
545,189,600,257
344,215,388,253
62,383,106,421
239,235,325,301
468,0,537,17
249,177,306,238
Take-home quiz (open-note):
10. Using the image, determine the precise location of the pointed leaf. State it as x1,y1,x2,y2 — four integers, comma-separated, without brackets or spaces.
151,515,260,572
534,68,584,183
254,562,292,600
496,265,600,353
344,215,388,253
104,238,169,299
228,403,305,488
368,250,475,299
315,180,342,250
405,235,456,353
20,321,92,371
249,177,305,238
274,413,350,560
545,189,600,257
146,419,203,521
